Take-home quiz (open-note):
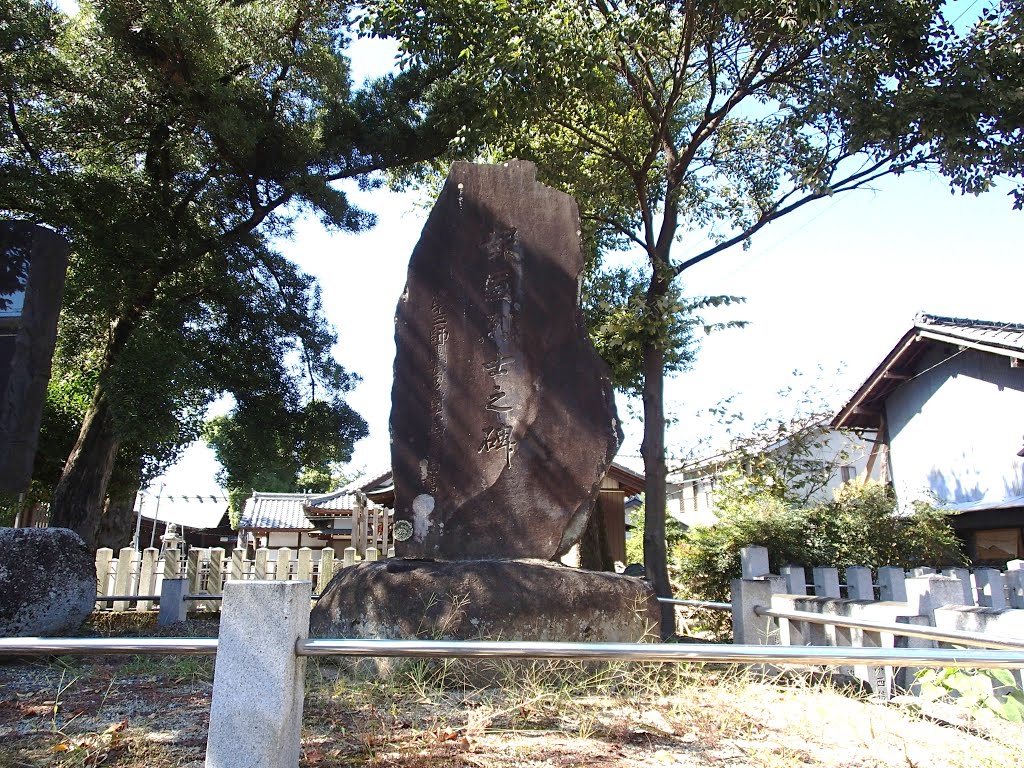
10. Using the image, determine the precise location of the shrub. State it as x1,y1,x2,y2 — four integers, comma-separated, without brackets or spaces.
672,481,966,638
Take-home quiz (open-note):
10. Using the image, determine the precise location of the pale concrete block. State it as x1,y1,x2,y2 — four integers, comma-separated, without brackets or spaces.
740,546,770,579
343,547,356,568
164,549,181,579
877,567,907,602
845,567,874,600
113,547,136,611
976,568,1007,608
941,567,974,605
771,594,807,646
905,575,964,620
731,576,785,646
780,565,806,595
205,580,311,768
365,547,379,562
158,577,188,626
187,549,203,599
1007,562,1024,609
812,567,841,598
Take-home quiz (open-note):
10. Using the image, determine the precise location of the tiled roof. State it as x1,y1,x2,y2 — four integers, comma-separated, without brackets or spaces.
306,489,361,511
915,313,1024,355
238,492,314,530
136,492,229,530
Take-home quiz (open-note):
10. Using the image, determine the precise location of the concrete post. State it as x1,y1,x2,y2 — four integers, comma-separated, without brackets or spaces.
877,567,907,602
343,547,356,568
113,546,136,611
138,547,158,611
296,548,313,582
905,575,965,622
1007,560,1024,609
740,546,770,579
365,547,379,562
731,576,785,645
780,565,806,595
276,548,293,580
208,548,225,613
941,567,974,605
845,567,874,600
95,548,113,599
205,580,311,768
812,567,841,598
976,568,1007,608
158,577,189,626
230,548,245,581
187,548,203,600
254,548,270,580
318,550,334,591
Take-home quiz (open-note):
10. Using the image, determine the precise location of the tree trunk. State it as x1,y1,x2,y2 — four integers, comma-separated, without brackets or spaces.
48,385,122,548
641,335,674,638
578,506,615,572
96,483,140,551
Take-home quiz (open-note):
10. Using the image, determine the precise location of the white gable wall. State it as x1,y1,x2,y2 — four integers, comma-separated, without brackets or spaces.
885,346,1024,508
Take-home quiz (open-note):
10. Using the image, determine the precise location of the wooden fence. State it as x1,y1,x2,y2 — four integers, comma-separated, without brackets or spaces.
731,546,1024,697
94,544,391,612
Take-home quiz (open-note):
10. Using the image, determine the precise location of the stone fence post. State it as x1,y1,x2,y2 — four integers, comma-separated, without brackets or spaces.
731,574,786,645
158,577,188,627
205,580,311,768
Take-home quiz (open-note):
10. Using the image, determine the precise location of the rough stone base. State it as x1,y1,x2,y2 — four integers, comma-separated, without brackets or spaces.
0,528,95,637
309,558,659,644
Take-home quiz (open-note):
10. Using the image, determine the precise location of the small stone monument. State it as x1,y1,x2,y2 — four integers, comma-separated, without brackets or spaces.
312,162,657,644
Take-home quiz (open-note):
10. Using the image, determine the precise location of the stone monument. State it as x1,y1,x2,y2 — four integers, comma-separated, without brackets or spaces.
311,162,658,643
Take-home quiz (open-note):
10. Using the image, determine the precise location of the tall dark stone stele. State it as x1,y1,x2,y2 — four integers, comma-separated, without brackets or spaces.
391,161,621,560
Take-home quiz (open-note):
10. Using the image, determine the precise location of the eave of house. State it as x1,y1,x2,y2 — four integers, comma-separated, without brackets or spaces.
832,314,1024,432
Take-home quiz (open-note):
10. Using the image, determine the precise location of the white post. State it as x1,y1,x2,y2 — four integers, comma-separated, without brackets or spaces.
975,568,1008,608
343,547,356,568
877,567,907,602
254,548,270,580
138,547,159,611
296,548,313,582
318,550,335,591
113,546,136,611
205,580,311,768
365,547,379,562
208,548,225,613
230,548,246,581
941,567,975,605
95,548,113,600
276,548,293,580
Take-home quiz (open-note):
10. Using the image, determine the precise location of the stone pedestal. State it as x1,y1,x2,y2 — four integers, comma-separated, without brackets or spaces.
310,558,658,644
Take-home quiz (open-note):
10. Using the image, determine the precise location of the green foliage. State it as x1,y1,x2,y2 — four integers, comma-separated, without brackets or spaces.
916,666,1024,723
2,0,463,538
624,502,686,567
675,482,967,609
205,397,367,527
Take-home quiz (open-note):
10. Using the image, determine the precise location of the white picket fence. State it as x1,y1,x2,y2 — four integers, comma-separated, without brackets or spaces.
94,544,387,612
731,546,1024,697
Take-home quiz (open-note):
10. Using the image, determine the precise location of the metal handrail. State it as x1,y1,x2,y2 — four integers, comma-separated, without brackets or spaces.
296,638,1024,669
2,636,1021,669
0,637,218,655
754,605,1024,651
658,598,731,611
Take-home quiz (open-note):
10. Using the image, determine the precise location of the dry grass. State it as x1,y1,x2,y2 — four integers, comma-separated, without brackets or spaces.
1,614,1021,767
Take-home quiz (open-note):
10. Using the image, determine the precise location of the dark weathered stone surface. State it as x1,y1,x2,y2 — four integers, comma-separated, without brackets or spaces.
391,161,621,560
0,528,95,637
309,558,659,642
0,222,70,492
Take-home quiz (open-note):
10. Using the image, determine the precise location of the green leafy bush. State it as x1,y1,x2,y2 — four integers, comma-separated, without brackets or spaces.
673,481,966,638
